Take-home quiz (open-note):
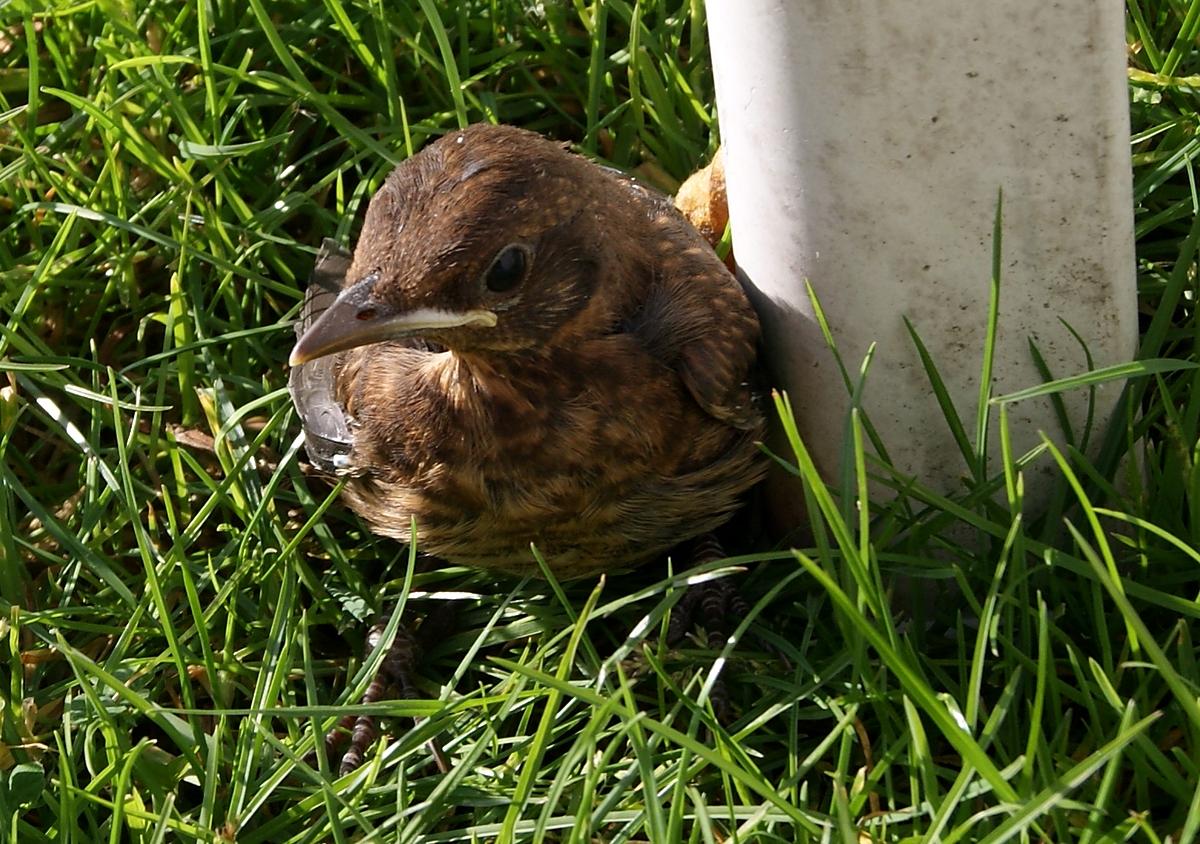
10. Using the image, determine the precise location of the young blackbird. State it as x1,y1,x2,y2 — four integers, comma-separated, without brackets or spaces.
289,123,766,771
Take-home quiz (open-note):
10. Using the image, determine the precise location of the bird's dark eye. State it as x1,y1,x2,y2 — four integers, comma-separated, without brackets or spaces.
484,244,530,293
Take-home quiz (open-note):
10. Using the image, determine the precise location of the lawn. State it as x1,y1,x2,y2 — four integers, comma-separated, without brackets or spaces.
2,1,1199,841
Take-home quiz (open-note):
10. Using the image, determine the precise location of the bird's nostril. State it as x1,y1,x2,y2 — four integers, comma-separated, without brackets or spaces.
356,308,377,321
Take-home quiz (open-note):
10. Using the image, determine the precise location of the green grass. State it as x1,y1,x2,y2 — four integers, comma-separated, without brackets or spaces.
1,1,1198,841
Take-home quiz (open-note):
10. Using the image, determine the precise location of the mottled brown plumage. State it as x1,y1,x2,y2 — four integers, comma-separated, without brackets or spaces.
289,123,765,579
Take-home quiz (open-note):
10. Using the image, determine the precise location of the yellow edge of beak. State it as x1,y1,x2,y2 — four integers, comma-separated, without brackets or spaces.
290,307,498,366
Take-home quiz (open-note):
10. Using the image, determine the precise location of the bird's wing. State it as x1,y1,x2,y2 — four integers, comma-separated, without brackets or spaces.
656,213,762,431
674,270,761,430
611,175,762,431
288,238,358,472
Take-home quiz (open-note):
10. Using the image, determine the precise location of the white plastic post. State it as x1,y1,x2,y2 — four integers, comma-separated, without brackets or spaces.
707,1,1137,515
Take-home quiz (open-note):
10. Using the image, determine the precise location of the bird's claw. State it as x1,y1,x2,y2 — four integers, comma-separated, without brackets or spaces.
660,535,760,723
313,605,455,776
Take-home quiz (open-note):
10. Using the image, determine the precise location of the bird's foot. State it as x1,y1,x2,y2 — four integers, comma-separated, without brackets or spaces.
314,605,455,775
663,534,754,723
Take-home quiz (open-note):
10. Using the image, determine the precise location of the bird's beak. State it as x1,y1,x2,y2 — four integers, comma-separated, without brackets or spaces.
289,276,498,366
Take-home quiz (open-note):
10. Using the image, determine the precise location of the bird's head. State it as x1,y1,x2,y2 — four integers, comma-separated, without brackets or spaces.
289,123,632,366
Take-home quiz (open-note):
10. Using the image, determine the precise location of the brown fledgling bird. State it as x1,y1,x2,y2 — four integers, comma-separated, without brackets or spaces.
291,124,765,574
289,123,766,770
